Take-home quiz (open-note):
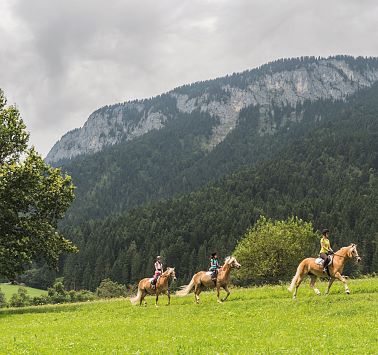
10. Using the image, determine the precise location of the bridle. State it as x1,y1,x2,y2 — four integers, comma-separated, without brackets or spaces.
333,247,360,261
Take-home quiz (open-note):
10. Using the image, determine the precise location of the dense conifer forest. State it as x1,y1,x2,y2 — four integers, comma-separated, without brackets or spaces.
55,83,378,290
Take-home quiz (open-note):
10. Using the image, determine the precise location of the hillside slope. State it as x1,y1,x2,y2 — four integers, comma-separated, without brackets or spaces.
61,83,378,289
53,57,378,224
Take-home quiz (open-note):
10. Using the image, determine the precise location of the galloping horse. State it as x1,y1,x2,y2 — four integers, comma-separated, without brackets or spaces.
130,267,176,306
176,256,241,303
288,244,361,299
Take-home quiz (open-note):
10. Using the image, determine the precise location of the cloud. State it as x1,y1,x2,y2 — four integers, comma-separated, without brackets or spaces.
1,0,378,156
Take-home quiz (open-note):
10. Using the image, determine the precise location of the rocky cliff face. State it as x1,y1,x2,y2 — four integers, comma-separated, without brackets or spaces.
46,57,378,163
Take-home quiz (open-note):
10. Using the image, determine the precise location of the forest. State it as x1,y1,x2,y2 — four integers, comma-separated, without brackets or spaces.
53,82,378,290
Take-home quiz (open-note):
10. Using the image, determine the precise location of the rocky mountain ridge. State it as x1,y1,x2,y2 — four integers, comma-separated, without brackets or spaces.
46,56,378,163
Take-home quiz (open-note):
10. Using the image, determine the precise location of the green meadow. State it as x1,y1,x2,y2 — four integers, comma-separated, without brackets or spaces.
0,278,377,354
0,283,47,301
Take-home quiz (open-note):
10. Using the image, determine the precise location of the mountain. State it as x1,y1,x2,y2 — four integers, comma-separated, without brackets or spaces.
60,82,378,289
46,56,378,164
46,56,378,224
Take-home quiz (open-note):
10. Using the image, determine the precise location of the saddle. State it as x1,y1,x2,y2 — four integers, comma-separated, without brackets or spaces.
150,276,160,285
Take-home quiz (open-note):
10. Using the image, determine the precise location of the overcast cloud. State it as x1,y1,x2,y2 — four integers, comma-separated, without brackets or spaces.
1,0,378,156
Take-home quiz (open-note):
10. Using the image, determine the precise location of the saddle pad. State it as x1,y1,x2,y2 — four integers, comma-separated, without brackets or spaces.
315,258,323,265
149,276,160,283
315,255,333,266
205,271,213,276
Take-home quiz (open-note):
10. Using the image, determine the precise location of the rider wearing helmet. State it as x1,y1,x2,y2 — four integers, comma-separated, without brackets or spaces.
209,252,221,284
319,229,334,272
151,256,163,289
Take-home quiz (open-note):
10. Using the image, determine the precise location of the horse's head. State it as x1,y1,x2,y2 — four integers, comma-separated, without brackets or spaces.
224,256,241,269
348,244,361,263
166,267,177,281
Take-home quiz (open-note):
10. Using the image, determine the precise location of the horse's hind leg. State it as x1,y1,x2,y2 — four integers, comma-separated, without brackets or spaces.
293,276,303,299
140,291,147,306
309,275,321,295
194,284,201,304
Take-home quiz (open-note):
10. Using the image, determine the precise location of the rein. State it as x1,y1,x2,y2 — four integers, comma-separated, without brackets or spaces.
332,253,347,258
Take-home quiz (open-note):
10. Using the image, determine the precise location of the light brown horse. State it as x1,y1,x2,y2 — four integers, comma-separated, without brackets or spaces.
288,244,361,299
130,267,176,306
176,256,241,303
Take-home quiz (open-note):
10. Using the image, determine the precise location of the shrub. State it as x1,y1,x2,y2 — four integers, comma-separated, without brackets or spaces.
9,287,31,307
0,288,7,308
30,295,51,306
68,289,96,302
96,278,128,298
47,281,69,304
234,216,318,284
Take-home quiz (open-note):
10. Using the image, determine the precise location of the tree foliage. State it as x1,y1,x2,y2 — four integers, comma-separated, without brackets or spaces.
0,89,76,278
96,278,129,298
234,216,318,283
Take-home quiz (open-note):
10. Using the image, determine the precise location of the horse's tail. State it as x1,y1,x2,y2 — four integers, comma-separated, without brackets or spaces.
130,287,142,305
288,261,305,292
176,276,195,296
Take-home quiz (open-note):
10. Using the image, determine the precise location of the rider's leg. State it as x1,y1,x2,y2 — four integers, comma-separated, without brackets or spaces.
320,253,328,271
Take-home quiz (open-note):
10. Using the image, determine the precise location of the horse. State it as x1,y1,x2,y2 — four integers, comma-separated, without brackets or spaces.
288,243,361,299
176,256,241,303
130,267,177,306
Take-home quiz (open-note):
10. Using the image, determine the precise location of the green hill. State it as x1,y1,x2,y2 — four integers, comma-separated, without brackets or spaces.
61,83,378,290
0,283,47,301
0,278,377,354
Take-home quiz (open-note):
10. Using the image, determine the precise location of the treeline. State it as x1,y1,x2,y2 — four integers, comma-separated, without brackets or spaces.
59,83,378,290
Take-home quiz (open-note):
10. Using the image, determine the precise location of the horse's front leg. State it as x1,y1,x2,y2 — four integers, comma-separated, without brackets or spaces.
217,284,222,303
167,289,170,306
335,272,350,294
221,285,230,302
325,278,335,295
155,291,159,307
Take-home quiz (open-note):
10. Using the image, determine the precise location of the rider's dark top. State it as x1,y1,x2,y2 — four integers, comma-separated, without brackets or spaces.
209,257,220,271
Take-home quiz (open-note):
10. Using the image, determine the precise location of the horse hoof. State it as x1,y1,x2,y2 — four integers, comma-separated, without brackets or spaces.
346,290,350,295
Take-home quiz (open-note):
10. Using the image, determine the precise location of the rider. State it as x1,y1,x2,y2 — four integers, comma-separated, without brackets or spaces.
151,255,163,289
319,229,334,272
209,252,221,284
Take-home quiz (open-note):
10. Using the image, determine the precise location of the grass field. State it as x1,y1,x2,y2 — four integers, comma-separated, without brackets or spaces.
0,278,377,354
0,283,47,301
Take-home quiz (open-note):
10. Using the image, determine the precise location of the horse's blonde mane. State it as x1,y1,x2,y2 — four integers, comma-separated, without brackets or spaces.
224,256,234,265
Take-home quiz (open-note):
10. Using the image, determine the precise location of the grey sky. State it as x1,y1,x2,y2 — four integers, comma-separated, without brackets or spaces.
1,0,378,156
